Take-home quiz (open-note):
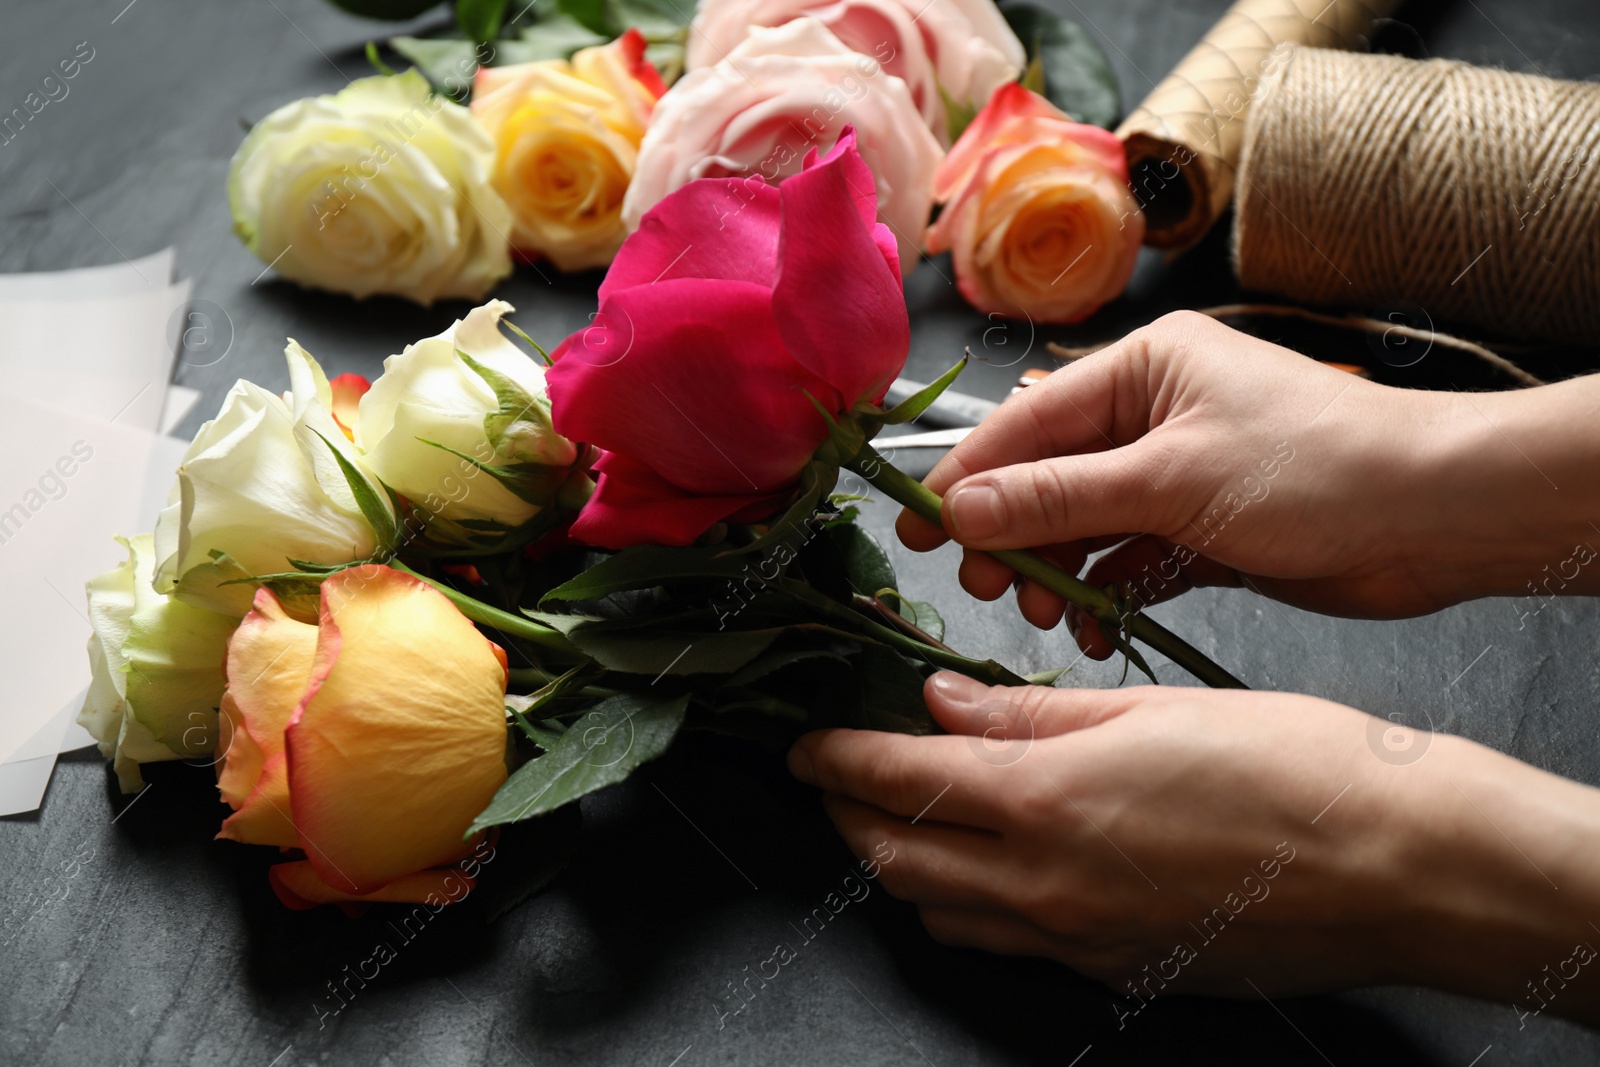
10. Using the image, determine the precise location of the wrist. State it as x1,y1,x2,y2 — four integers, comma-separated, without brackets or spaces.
1392,377,1600,603
1388,737,1600,1022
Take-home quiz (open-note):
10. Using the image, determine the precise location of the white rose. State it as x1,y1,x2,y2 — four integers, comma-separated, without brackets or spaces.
625,19,943,272
153,341,395,616
80,534,238,793
356,300,579,537
686,0,1022,144
229,70,513,305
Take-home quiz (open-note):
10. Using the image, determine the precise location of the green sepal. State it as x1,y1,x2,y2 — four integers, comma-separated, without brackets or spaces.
877,354,968,426
501,318,553,366
718,461,837,559
419,438,568,507
938,82,978,143
312,429,399,551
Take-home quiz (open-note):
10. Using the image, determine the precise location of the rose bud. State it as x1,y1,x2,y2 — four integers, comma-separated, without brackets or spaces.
548,129,908,548
622,19,941,273
215,565,509,908
926,84,1145,324
229,70,512,305
79,534,237,792
470,30,666,271
153,342,395,616
686,0,1022,144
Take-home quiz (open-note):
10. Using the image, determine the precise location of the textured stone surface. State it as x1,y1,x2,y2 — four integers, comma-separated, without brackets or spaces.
3,0,1599,1063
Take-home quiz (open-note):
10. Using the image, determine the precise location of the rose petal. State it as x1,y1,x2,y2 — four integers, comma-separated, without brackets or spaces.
570,450,788,548
771,131,909,406
269,859,478,910
284,566,508,896
548,278,839,495
600,177,783,300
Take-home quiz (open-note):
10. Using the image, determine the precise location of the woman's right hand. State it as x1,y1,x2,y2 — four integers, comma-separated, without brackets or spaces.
895,312,1599,658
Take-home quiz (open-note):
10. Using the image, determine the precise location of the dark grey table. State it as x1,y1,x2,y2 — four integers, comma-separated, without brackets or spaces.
4,0,1599,1063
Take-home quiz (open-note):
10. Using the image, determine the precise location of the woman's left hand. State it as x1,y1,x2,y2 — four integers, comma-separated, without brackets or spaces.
788,674,1600,1022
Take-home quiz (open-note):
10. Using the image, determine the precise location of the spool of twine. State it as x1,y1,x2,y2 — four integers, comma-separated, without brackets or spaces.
1234,47,1600,345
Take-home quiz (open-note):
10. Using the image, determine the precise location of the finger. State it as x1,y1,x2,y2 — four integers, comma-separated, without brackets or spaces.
1016,579,1066,631
924,673,1155,739
939,447,1205,553
788,729,1007,829
918,906,1066,960
1064,605,1116,660
922,321,1187,499
958,548,1015,601
1083,534,1243,612
824,795,1009,910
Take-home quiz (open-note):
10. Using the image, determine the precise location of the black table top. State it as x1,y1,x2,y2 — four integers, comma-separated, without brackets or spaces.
4,0,1600,1063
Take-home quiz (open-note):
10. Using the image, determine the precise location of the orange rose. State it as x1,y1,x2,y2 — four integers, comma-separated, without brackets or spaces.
926,84,1144,324
216,565,509,908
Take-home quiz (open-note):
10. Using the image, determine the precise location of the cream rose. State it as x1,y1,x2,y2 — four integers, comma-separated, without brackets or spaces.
229,70,512,305
927,84,1144,323
470,30,666,271
356,300,579,538
623,18,942,272
80,534,238,792
686,0,1022,144
153,342,395,616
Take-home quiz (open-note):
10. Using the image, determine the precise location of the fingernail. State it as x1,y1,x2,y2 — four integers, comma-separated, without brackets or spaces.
949,484,1003,540
930,670,988,709
787,745,816,784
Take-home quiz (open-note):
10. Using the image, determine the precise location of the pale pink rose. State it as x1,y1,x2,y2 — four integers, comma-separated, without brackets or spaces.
685,0,1022,143
926,84,1144,323
624,18,942,273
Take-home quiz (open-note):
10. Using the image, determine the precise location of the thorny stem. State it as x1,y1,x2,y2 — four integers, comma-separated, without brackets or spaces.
847,445,1248,690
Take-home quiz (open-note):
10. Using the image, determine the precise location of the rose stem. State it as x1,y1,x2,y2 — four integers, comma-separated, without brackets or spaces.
847,445,1248,690
392,561,578,654
776,578,1028,687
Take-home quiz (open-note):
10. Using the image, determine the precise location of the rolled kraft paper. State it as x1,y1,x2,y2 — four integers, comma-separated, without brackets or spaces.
1235,48,1600,345
1116,0,1400,250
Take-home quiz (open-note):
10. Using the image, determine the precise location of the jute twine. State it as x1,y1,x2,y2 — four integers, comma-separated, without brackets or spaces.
1234,47,1600,345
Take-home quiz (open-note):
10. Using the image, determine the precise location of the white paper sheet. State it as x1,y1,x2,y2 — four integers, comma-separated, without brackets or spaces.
0,249,175,302
0,393,190,803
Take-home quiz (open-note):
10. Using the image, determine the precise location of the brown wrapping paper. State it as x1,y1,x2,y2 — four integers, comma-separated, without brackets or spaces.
1116,0,1401,250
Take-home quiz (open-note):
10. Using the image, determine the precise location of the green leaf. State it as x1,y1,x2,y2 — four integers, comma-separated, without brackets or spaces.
850,645,938,734
494,16,606,62
726,648,849,688
388,36,483,94
556,0,611,34
825,524,897,602
902,600,945,643
312,430,397,551
998,2,1121,129
610,0,688,34
457,0,509,42
562,623,785,676
720,461,837,557
880,355,967,425
938,83,978,144
473,805,581,922
540,545,749,605
470,693,688,832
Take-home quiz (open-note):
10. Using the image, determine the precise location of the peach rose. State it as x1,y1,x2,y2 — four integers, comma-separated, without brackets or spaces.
471,30,666,271
685,0,1022,144
623,18,941,273
216,565,509,908
927,84,1144,323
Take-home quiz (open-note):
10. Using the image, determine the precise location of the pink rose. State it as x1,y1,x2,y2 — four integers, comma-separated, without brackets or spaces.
927,84,1145,324
686,0,1022,144
623,18,941,273
547,131,907,549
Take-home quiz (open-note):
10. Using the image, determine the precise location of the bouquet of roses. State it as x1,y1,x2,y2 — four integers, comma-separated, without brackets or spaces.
84,135,1238,912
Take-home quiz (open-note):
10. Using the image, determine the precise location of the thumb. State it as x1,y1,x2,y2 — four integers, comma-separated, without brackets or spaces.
924,672,1148,740
939,445,1196,552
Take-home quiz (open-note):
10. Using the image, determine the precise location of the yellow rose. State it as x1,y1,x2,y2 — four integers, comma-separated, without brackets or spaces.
926,85,1145,324
470,30,666,272
215,565,509,908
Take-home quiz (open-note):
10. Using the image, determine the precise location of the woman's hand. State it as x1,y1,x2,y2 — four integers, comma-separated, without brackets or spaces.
789,674,1600,1023
896,312,1600,657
